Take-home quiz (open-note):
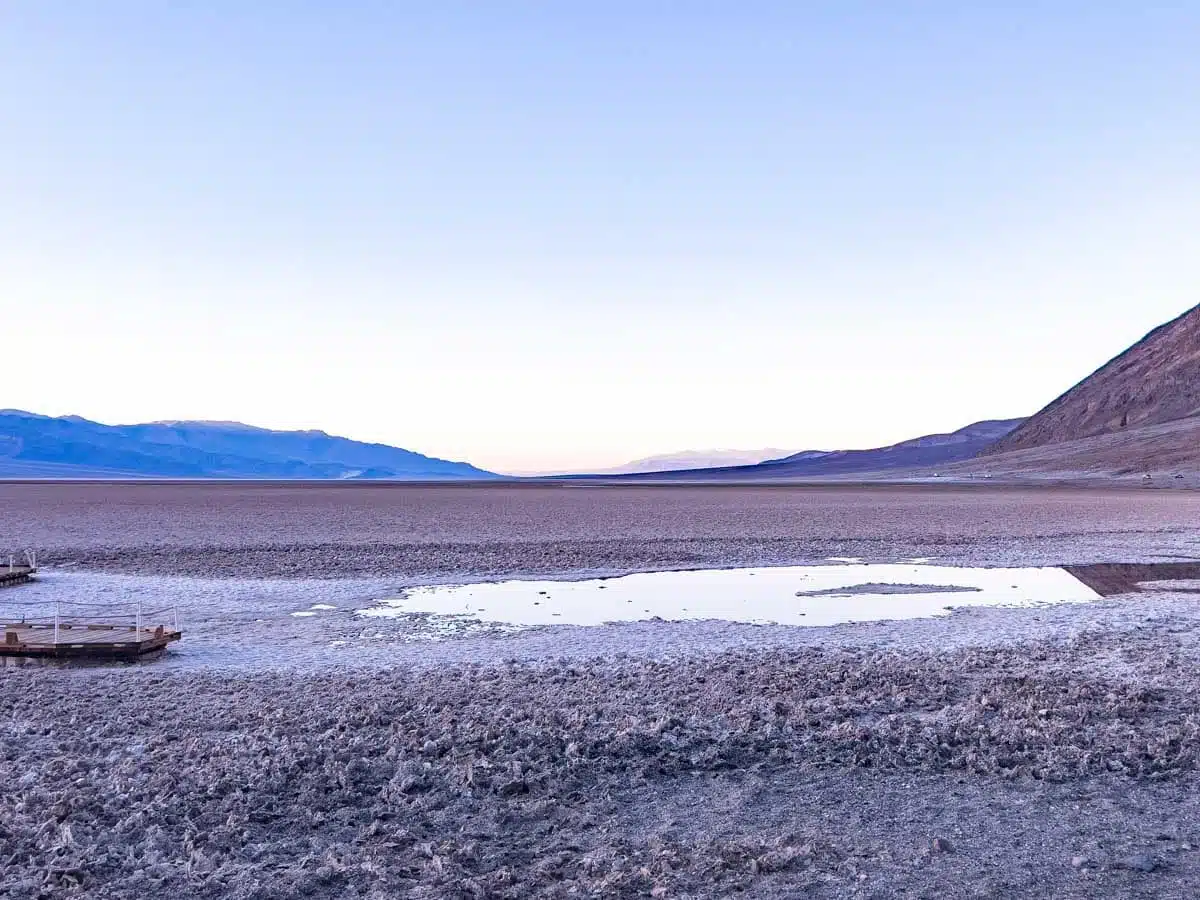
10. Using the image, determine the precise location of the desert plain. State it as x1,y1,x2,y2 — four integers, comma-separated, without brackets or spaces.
4,481,1200,898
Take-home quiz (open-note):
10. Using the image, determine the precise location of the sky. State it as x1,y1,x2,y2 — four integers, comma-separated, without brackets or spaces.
2,3,1198,474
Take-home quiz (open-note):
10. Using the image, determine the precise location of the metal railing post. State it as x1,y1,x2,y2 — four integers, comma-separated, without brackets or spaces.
136,600,142,635
54,601,60,644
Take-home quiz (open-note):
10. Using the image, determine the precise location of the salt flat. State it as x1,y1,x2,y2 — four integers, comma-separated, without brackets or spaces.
3,482,1200,898
4,481,1200,577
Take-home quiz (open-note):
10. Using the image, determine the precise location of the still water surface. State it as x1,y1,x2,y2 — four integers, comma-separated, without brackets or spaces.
360,563,1100,628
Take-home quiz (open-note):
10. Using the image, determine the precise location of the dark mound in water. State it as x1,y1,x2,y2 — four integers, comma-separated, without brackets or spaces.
793,582,982,597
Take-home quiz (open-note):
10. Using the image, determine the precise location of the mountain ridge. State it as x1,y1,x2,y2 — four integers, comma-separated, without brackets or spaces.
987,303,1200,455
558,418,1025,481
588,448,797,475
0,411,498,480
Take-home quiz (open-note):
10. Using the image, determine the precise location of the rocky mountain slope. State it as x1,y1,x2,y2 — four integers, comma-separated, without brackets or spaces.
567,419,1025,481
0,411,497,480
988,304,1200,455
948,416,1200,481
760,419,1024,476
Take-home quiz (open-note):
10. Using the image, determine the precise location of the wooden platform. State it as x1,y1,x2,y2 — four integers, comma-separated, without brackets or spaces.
1,622,182,660
0,566,35,588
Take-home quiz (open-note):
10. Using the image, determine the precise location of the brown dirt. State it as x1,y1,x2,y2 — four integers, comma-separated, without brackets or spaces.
951,416,1200,479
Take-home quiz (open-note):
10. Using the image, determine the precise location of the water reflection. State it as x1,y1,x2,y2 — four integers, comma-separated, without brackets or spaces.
361,564,1100,629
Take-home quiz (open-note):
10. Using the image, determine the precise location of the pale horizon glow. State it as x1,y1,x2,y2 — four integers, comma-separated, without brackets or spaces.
3,4,1199,473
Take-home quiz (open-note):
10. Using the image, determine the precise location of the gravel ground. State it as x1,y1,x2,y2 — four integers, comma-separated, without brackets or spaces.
5,633,1200,898
4,482,1200,578
4,482,1200,898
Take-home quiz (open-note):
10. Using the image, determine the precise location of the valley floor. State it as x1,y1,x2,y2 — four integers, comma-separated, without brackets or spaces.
3,483,1200,898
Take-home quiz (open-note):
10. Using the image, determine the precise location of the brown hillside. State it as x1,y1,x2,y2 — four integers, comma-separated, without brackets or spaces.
987,304,1200,454
951,416,1200,478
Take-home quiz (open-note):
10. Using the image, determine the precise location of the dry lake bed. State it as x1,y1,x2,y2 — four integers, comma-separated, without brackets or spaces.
4,482,1200,898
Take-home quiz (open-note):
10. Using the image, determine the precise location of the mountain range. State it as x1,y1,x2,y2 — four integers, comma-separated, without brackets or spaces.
578,302,1200,481
589,448,797,475
567,419,1025,481
0,411,497,480
7,303,1199,482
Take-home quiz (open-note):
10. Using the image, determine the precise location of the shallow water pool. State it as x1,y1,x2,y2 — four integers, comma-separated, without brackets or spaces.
359,564,1100,628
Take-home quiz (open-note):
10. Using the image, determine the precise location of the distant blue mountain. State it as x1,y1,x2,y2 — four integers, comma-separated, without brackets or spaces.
0,411,498,480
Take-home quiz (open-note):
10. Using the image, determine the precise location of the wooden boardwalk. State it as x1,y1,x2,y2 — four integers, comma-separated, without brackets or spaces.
0,551,182,661
1,622,181,660
0,565,35,588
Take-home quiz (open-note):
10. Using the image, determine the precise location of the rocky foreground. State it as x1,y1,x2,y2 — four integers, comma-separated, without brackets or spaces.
5,628,1200,899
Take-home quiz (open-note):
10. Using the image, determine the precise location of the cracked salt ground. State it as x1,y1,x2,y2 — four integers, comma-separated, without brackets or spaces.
359,564,1100,629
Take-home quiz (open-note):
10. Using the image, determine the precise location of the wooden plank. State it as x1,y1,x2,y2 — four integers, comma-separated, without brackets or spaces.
0,568,35,588
54,631,136,645
51,629,136,645
0,622,181,655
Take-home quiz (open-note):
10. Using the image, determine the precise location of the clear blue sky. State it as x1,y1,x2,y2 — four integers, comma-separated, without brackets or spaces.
3,3,1198,473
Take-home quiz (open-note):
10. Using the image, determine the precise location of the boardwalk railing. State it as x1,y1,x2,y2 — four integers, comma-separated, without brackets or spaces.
4,550,37,573
1,551,37,588
2,598,179,644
